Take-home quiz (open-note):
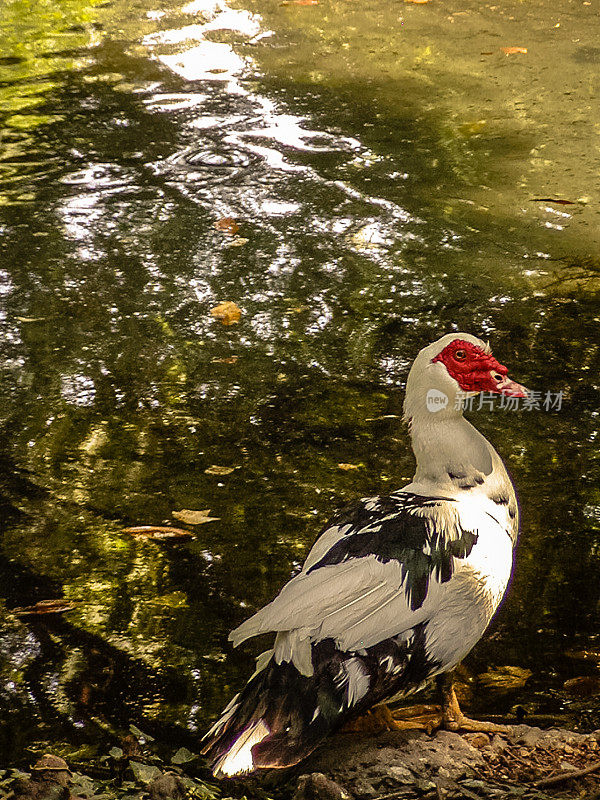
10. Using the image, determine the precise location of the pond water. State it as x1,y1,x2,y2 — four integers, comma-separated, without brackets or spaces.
1,0,600,766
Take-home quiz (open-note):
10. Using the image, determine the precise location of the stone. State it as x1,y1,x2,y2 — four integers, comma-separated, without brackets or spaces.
148,773,187,800
387,766,414,784
294,773,352,800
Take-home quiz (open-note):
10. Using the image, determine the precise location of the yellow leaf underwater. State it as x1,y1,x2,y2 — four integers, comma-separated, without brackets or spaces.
210,301,242,325
172,509,220,525
123,526,194,539
205,465,236,476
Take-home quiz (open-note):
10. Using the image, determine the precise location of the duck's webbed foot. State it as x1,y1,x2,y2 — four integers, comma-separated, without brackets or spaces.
437,672,510,734
342,703,439,733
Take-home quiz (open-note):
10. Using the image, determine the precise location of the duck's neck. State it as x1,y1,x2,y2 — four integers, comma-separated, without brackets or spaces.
404,400,511,498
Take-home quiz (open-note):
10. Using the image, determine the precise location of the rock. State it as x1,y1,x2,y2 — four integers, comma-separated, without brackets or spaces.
559,761,578,771
10,755,73,800
298,723,600,800
148,772,187,800
350,778,376,798
294,773,352,800
30,755,70,787
463,733,490,749
10,777,68,800
510,725,544,748
387,766,414,784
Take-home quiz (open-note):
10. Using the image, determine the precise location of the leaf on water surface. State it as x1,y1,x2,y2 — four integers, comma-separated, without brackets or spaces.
172,509,220,525
404,0,431,4
280,0,319,5
214,216,239,235
531,198,577,205
225,236,249,248
210,301,242,325
563,676,600,697
566,649,600,663
338,462,362,471
122,526,194,540
204,465,236,475
501,46,528,54
478,665,532,691
211,355,239,363
13,599,77,616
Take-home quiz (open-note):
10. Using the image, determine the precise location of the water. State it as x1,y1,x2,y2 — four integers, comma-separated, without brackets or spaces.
0,0,599,765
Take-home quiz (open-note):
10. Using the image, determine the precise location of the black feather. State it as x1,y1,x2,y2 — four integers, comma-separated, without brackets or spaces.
202,626,441,772
307,492,478,611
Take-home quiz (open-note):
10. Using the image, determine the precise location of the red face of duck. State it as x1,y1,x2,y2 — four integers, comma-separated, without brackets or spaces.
432,339,529,398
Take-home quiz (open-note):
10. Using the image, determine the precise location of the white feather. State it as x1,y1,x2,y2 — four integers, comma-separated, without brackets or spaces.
213,719,270,777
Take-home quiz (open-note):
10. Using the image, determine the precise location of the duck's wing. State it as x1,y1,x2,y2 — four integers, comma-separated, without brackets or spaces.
229,492,479,675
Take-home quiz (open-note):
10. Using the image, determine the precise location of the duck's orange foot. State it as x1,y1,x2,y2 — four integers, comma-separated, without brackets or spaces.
440,678,510,734
343,703,442,734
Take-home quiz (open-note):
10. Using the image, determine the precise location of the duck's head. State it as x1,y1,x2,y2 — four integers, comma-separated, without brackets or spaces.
403,333,529,422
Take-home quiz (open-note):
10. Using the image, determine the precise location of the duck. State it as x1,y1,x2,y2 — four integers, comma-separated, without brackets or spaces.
201,332,528,777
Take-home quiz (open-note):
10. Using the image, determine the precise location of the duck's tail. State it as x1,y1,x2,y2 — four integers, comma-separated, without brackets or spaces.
201,634,420,777
201,643,345,777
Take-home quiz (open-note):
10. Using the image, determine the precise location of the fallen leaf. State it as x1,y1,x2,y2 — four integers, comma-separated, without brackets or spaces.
210,301,242,325
172,509,220,525
404,0,431,3
122,526,194,539
211,355,239,363
501,46,527,54
478,665,532,691
531,197,577,205
338,463,361,471
171,747,198,765
15,316,46,323
563,676,600,698
13,599,77,616
214,217,239,235
225,236,249,248
129,724,154,742
205,465,236,475
566,649,600,663
129,762,162,784
281,0,319,5
351,223,387,248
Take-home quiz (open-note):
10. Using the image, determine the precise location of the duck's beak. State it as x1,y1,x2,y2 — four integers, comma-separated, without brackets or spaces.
494,374,529,398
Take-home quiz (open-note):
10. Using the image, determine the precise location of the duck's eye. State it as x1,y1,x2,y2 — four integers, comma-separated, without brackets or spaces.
454,349,467,361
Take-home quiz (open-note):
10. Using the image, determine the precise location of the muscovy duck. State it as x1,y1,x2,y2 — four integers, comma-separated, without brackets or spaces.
202,333,528,777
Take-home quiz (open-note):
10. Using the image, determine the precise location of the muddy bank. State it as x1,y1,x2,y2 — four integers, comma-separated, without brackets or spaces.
296,726,600,799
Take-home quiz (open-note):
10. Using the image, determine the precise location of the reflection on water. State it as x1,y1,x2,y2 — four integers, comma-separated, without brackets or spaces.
0,0,599,767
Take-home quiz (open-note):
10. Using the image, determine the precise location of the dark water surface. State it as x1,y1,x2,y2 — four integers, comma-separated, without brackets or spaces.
1,0,600,765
